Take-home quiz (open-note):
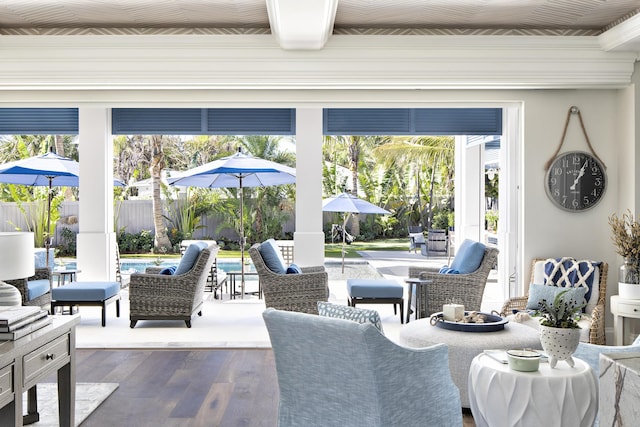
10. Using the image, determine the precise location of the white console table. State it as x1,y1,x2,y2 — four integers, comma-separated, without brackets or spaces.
0,315,79,426
611,295,640,345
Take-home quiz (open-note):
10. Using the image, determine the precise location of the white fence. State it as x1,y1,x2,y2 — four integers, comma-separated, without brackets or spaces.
0,200,295,245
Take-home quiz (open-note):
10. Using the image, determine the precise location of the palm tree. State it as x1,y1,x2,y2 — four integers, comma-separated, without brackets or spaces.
149,135,172,251
323,135,390,235
373,136,454,229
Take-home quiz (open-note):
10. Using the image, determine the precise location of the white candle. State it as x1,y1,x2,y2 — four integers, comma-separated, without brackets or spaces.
443,303,465,321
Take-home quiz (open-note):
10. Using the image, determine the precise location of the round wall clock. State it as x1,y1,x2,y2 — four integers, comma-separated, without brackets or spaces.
545,151,606,212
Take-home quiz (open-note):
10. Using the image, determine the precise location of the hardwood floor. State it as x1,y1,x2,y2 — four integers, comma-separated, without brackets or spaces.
72,349,475,427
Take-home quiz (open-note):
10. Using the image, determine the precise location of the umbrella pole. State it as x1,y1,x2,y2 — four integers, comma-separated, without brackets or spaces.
45,178,52,268
239,177,245,299
342,212,348,274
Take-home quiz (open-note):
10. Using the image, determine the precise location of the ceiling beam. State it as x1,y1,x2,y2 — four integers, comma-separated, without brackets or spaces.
599,13,640,54
266,0,339,50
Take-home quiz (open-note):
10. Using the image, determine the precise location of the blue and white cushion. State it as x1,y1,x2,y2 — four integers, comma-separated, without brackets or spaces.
317,301,384,333
541,257,601,313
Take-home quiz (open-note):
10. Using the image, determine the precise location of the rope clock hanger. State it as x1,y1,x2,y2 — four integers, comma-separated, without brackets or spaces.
544,106,607,213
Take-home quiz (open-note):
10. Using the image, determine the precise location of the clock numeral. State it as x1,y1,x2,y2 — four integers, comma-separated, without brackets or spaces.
572,155,581,165
594,177,602,186
553,167,563,176
550,177,557,186
553,188,560,197
583,196,590,205
572,198,579,208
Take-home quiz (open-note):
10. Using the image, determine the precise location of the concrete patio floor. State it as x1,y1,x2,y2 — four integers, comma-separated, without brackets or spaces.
70,250,503,349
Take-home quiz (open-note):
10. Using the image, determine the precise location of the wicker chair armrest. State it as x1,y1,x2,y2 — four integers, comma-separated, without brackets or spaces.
410,269,488,287
588,303,606,345
129,272,199,295
500,296,528,316
300,266,325,273
32,267,52,280
144,266,164,275
408,266,441,278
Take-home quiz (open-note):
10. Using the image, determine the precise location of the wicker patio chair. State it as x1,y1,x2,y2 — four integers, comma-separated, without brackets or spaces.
248,243,329,314
408,246,499,319
501,258,607,345
5,267,52,310
128,243,218,328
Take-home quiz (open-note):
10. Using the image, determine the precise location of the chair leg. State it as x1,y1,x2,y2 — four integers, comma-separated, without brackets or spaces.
185,320,192,328
130,320,137,328
116,299,120,317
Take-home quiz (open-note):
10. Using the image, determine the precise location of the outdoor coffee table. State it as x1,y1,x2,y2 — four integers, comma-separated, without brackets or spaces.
398,318,541,408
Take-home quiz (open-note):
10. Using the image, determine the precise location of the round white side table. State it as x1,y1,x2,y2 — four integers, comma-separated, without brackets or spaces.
468,353,597,427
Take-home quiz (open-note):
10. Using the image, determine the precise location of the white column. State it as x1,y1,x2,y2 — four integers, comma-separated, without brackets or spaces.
294,108,325,266
76,108,117,281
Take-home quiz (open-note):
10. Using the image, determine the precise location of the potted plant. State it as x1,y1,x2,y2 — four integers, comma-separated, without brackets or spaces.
609,210,640,299
536,289,585,368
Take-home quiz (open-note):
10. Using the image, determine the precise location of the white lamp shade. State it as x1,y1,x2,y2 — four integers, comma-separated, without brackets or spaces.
0,232,35,280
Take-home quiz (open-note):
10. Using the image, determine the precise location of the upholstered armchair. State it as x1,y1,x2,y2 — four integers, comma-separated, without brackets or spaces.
248,240,328,314
263,308,462,427
408,239,499,319
501,258,607,345
5,267,52,310
129,242,218,328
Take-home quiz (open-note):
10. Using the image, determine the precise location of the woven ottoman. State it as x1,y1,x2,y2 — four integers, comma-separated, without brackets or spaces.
346,279,404,323
51,281,121,327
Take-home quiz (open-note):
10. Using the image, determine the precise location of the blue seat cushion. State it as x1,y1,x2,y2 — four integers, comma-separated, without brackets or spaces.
52,281,120,301
347,279,403,299
27,279,50,300
258,239,287,274
175,242,208,275
449,239,486,274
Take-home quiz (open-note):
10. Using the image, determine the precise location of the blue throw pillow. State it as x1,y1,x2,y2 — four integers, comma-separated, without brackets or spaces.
258,239,287,274
286,263,302,274
449,239,486,274
160,266,176,275
175,242,208,275
526,283,587,310
438,265,460,274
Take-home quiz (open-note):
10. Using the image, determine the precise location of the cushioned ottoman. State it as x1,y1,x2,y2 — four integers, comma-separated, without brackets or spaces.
346,279,404,323
51,281,121,327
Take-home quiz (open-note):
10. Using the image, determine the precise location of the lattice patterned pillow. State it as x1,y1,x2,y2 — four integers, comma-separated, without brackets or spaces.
540,257,601,313
317,301,384,333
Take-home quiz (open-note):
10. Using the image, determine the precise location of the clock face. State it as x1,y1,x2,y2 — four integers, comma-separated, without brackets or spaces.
545,151,606,212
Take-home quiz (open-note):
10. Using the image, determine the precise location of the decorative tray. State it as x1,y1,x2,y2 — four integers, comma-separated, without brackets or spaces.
429,311,508,332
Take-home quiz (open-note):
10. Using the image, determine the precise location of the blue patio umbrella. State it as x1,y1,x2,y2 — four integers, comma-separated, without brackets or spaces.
0,151,125,266
322,192,390,273
168,148,296,296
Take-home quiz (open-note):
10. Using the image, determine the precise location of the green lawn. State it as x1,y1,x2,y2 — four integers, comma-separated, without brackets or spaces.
121,237,409,260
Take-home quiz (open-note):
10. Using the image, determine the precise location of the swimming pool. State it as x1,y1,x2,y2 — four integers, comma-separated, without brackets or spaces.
62,259,255,275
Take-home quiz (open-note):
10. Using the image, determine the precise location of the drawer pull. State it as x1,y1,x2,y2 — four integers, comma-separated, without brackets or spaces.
45,354,55,361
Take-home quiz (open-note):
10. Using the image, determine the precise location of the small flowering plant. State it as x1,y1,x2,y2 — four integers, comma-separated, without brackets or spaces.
536,290,585,329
